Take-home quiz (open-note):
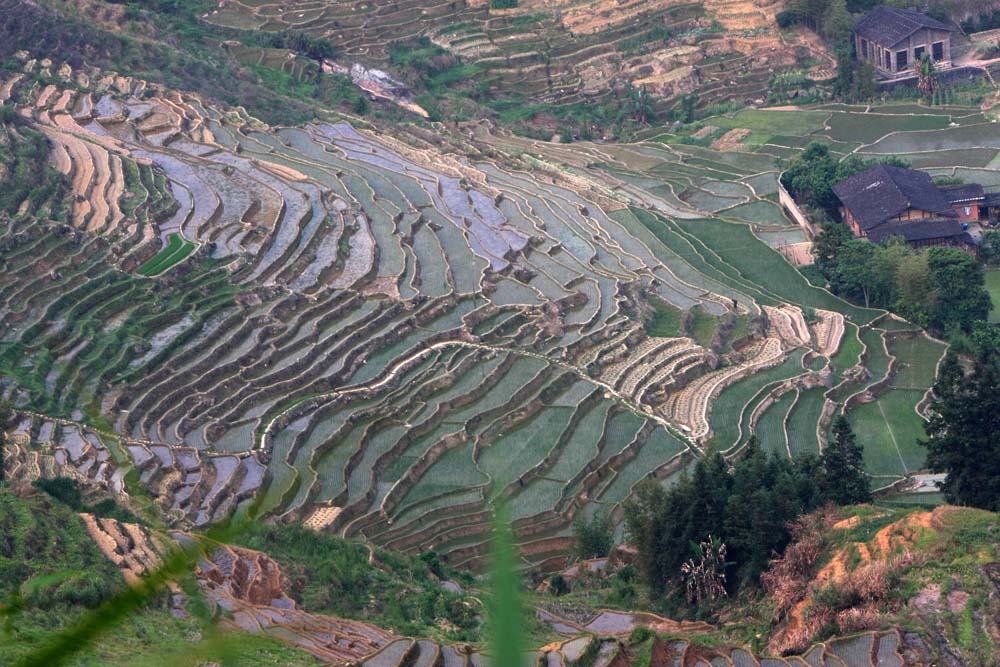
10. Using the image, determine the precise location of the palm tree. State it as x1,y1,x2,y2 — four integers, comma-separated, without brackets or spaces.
917,52,937,102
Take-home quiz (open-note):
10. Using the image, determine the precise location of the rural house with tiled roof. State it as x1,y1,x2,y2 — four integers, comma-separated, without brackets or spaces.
832,164,981,250
854,6,954,77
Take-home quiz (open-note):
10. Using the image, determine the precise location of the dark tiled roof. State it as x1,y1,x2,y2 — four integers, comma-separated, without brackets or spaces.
832,164,956,231
855,6,954,47
939,183,985,202
866,218,973,244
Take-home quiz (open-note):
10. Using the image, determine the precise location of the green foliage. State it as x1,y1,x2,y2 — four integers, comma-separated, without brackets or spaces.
487,505,525,667
926,247,991,335
816,227,990,335
923,348,1000,511
833,40,853,99
572,512,613,560
0,122,67,219
251,30,336,62
32,477,141,524
232,522,480,640
0,488,121,611
645,296,683,337
821,417,872,505
854,62,877,101
623,438,861,607
489,0,518,7
917,53,938,102
782,142,908,217
0,399,9,483
823,0,853,42
677,93,699,124
549,574,569,596
244,64,369,116
0,0,316,125
3,606,320,666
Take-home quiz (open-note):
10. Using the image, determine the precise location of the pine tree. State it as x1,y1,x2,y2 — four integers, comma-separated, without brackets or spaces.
572,512,613,560
833,40,854,99
821,416,871,505
855,62,877,101
823,0,853,42
923,348,1000,510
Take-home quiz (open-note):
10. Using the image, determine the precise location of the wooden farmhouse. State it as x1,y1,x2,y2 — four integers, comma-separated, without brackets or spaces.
854,6,954,78
832,164,982,251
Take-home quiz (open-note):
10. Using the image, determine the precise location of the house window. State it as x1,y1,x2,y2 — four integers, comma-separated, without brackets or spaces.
897,50,909,71
914,45,925,61
885,49,891,69
860,38,869,60
933,41,945,61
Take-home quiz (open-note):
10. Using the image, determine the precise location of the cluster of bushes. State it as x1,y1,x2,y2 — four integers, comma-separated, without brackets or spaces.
776,0,853,41
0,487,122,609
233,523,480,641
245,29,336,62
814,222,991,335
0,0,320,126
621,421,870,617
0,113,68,220
32,476,141,524
959,10,1000,33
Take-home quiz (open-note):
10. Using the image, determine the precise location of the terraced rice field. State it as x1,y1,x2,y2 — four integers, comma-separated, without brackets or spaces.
198,0,833,116
137,233,198,276
0,58,976,569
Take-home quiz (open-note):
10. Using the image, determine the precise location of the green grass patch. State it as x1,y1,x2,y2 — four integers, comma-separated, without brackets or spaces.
831,322,862,382
847,389,928,479
986,269,1000,323
646,296,683,337
685,306,717,347
709,109,830,141
824,111,951,145
137,234,197,276
673,217,881,323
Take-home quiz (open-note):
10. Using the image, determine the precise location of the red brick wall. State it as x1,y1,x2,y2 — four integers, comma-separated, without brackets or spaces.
953,202,980,222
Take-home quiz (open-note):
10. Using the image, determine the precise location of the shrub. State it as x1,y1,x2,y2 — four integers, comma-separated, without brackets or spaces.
628,626,654,645
549,574,569,596
572,512,613,560
776,9,801,29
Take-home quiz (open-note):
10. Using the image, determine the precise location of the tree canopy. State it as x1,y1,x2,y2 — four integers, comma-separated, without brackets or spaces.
821,416,872,505
814,224,990,335
572,512,614,560
623,431,869,611
782,143,908,218
923,348,1000,511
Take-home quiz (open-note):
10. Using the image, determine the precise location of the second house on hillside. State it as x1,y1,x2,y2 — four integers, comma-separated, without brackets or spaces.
854,6,954,77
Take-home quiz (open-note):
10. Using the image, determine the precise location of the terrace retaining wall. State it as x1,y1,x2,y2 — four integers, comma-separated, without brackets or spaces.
777,174,817,237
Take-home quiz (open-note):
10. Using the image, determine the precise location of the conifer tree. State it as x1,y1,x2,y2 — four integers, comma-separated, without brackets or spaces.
821,416,871,505
823,0,853,42
924,349,1000,510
